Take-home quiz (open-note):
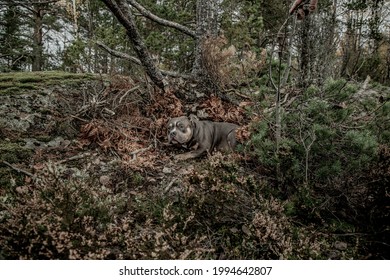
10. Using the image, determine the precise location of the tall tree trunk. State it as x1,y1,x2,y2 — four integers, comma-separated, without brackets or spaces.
32,5,43,71
369,0,383,53
340,11,352,77
299,16,311,89
322,0,337,80
101,0,166,90
191,0,219,79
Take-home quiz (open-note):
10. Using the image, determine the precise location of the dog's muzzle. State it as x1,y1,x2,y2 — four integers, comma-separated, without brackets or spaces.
168,130,178,143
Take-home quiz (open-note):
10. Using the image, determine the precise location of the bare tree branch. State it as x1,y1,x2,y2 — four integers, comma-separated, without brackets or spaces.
127,0,196,38
96,41,190,79
1,160,34,178
4,0,60,4
2,0,60,13
101,0,167,90
96,41,141,65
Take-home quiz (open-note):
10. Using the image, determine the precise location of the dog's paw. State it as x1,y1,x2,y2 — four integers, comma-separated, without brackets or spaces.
174,153,190,161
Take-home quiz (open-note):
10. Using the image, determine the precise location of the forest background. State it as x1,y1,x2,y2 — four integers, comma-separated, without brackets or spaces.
0,0,389,260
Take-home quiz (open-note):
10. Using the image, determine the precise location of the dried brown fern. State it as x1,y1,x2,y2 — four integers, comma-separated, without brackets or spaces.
201,36,266,90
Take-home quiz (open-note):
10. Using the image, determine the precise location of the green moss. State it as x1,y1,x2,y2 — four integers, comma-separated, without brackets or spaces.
0,141,33,163
35,135,53,143
0,81,14,89
18,84,38,90
0,71,99,95
0,76,13,82
131,172,145,186
0,141,33,188
17,76,44,83
0,87,22,95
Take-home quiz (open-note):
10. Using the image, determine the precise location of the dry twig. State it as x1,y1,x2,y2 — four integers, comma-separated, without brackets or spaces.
1,160,34,177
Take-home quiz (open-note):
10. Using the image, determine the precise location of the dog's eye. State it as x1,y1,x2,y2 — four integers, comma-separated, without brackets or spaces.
178,123,184,130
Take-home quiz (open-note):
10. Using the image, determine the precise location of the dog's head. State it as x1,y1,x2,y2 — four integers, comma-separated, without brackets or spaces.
167,115,197,144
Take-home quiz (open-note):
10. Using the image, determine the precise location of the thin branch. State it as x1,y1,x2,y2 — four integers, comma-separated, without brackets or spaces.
7,0,60,13
130,145,153,161
281,17,297,86
57,153,93,164
5,0,60,5
96,41,191,78
127,0,196,38
269,15,294,91
268,43,278,92
1,161,34,177
119,85,140,104
130,145,153,156
96,41,141,65
164,178,178,194
224,88,252,100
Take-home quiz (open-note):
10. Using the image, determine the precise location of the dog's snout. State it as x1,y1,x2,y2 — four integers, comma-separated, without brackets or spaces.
170,131,176,137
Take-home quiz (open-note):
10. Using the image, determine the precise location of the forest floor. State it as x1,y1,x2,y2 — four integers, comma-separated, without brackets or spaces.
0,72,388,259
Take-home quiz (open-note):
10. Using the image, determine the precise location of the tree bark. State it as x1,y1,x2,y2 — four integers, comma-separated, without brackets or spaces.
192,0,219,79
101,0,166,90
32,4,43,71
96,41,190,78
15,0,61,71
127,0,196,38
101,0,220,88
299,16,311,88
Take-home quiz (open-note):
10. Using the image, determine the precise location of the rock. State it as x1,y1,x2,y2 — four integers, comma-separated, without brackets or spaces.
178,165,194,175
197,109,209,119
47,136,65,147
16,186,29,194
148,178,157,184
334,241,348,251
99,175,111,186
328,250,340,259
195,91,205,98
23,138,41,149
62,139,71,147
242,225,251,236
22,136,67,149
162,167,172,174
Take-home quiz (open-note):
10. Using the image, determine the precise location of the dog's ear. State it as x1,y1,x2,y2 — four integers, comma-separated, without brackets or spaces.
189,114,198,126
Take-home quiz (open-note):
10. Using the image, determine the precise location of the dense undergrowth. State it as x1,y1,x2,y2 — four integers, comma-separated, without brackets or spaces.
0,72,388,259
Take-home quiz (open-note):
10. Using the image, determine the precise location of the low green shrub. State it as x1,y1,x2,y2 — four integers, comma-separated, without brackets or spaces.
245,78,388,257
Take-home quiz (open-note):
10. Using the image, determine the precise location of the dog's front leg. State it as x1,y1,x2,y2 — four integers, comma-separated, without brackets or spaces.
174,146,208,161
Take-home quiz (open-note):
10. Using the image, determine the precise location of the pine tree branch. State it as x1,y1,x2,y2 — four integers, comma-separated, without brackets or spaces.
96,41,190,79
127,0,196,38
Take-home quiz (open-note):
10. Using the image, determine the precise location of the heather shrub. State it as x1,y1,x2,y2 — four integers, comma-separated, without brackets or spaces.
158,153,336,259
0,162,132,259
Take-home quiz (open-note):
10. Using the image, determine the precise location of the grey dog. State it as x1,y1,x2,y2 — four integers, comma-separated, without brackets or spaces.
167,115,239,160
